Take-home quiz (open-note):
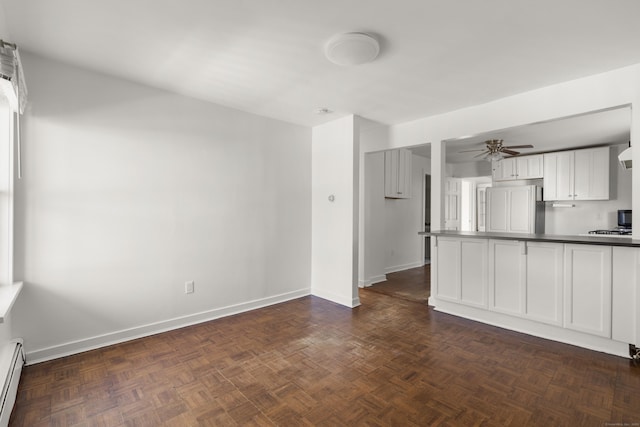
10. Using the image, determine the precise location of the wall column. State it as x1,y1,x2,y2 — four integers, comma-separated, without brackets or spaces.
311,115,360,307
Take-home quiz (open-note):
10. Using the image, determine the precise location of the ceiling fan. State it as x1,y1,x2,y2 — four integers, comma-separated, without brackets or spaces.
459,139,534,161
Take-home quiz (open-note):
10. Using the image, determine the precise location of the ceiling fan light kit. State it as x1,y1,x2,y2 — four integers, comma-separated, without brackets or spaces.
459,139,534,161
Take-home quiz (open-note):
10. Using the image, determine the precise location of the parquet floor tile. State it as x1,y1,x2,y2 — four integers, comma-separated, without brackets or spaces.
9,265,640,426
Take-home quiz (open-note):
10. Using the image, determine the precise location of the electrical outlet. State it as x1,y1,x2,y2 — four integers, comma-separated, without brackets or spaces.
185,281,195,294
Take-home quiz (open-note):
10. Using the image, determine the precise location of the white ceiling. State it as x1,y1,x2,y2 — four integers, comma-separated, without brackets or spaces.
2,1,640,127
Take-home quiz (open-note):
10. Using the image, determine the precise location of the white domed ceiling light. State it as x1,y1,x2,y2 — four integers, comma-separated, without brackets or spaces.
324,32,380,66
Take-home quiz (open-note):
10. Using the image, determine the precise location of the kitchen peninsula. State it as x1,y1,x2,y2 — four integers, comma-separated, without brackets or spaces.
420,230,639,358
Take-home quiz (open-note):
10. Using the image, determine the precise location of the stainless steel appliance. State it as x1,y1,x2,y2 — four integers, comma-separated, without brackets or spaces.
618,209,632,229
585,209,632,236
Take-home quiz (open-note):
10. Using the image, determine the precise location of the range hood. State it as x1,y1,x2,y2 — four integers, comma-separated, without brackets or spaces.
619,146,632,170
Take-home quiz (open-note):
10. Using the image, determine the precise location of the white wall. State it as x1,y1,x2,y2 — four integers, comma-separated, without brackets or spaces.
375,63,640,346
384,64,640,238
544,144,632,235
0,4,8,39
361,150,430,285
12,53,312,362
384,154,430,273
361,151,385,286
311,116,360,307
449,161,492,178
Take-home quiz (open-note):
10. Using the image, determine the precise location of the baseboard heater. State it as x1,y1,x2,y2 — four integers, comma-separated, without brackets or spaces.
0,340,24,427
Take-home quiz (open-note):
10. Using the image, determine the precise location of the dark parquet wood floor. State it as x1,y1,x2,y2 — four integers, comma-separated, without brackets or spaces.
10,274,640,426
365,264,430,303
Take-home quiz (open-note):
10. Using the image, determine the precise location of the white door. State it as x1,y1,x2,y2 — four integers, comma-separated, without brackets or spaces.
444,178,461,230
477,186,488,231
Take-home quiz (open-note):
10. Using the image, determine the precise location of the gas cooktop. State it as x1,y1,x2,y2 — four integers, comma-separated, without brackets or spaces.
587,229,632,235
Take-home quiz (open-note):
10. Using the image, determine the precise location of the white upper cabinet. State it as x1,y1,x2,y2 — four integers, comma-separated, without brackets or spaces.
516,155,544,179
544,146,610,201
492,154,543,182
573,147,610,200
384,149,412,199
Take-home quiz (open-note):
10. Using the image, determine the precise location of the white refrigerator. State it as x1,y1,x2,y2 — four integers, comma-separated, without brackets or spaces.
486,185,544,234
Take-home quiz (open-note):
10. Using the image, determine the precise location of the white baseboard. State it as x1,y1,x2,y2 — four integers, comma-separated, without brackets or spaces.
26,288,311,365
430,297,629,359
311,287,360,308
358,275,387,288
384,261,424,275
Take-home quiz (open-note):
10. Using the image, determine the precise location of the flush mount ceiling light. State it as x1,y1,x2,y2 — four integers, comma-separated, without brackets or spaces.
324,32,380,66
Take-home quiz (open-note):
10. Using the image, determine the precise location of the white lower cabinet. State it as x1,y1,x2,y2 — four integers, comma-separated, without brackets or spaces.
489,240,563,326
489,239,525,315
564,244,612,338
435,237,460,301
434,237,487,308
612,247,638,344
436,237,637,350
525,242,564,326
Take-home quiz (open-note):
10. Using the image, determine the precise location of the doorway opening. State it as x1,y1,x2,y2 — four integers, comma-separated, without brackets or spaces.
424,173,431,264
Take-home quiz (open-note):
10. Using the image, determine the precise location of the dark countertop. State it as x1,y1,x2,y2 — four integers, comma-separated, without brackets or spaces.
418,230,640,247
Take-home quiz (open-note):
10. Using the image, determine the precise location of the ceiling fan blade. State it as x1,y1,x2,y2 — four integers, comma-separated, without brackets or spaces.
458,148,486,153
472,151,489,158
501,149,520,156
503,145,533,149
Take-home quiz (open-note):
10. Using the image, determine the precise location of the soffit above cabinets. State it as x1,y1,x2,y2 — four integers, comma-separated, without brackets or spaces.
444,107,631,164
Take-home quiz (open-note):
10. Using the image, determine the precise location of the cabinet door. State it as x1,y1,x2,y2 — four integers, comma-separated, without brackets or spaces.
460,239,488,307
384,149,412,199
434,237,487,307
489,239,525,315
400,148,412,198
564,244,612,337
574,146,609,200
444,178,461,230
477,187,487,232
508,186,534,233
434,237,460,301
491,160,503,181
516,155,543,179
525,242,563,326
384,150,399,198
612,247,638,344
543,151,573,201
493,158,516,181
486,187,508,232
